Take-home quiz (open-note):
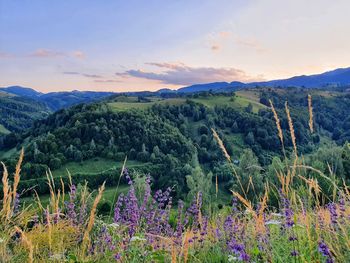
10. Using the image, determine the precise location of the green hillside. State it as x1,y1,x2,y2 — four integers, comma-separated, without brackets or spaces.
0,92,50,132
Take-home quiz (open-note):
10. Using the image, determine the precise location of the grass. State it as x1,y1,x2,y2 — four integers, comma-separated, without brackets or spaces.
108,96,187,112
192,95,266,113
50,158,144,178
108,94,266,113
0,124,10,135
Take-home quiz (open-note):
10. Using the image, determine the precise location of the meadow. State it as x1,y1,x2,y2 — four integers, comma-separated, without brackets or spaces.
1,92,350,262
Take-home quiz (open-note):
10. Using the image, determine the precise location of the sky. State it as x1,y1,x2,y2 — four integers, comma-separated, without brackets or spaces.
1,0,350,93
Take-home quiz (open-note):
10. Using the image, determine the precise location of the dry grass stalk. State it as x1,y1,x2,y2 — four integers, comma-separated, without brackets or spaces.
182,231,190,263
171,243,177,263
14,226,34,263
231,191,253,212
212,128,247,198
212,128,231,161
1,162,10,218
255,188,268,234
308,94,314,133
81,182,105,255
215,175,218,198
269,100,284,147
13,148,24,202
46,205,52,253
285,101,298,158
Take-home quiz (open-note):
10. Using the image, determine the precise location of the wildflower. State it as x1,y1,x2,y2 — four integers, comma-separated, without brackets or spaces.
66,184,77,224
280,192,294,228
113,193,124,223
328,203,338,225
265,220,282,225
114,253,121,260
130,236,146,242
228,238,250,262
318,241,334,263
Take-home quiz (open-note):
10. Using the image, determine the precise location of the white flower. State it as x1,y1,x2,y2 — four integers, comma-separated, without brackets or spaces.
49,253,64,260
130,236,146,242
265,220,282,225
109,223,120,228
0,238,4,243
271,212,283,217
228,255,238,262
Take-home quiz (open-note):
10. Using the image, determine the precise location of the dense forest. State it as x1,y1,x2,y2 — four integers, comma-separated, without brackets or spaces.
1,88,350,201
0,93,50,132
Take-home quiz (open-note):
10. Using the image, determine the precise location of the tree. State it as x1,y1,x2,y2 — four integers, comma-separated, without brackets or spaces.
342,142,350,180
236,149,263,201
245,132,255,146
186,166,212,208
245,103,253,113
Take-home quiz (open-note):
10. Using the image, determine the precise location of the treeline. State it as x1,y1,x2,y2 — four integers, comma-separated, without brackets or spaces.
0,96,49,132
1,103,195,198
259,88,350,144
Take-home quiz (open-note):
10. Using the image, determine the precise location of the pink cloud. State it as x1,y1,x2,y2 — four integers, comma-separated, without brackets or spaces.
117,62,264,85
72,50,85,59
30,49,65,58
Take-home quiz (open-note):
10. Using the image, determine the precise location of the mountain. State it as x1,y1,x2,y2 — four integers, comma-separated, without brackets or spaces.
177,81,246,93
40,90,115,111
0,86,115,111
0,91,50,133
249,67,350,88
0,86,43,99
168,67,350,93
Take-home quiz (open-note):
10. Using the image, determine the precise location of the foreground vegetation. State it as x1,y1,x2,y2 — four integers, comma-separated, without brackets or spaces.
1,141,350,262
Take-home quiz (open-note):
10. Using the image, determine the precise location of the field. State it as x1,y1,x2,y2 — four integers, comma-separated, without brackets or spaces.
50,158,144,179
108,96,187,111
0,124,10,135
108,93,266,113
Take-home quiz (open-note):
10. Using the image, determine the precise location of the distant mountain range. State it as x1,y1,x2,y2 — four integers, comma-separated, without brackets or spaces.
177,67,350,93
0,86,115,111
2,67,350,107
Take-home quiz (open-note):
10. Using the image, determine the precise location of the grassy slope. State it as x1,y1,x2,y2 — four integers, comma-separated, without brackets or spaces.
51,158,145,178
0,124,10,135
108,93,266,113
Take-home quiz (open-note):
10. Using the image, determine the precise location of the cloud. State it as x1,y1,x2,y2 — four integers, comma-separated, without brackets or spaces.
29,49,86,59
208,31,231,52
211,44,221,51
62,71,80,75
72,50,85,59
0,52,14,58
63,71,103,78
30,49,65,58
94,79,122,83
233,36,266,53
116,62,263,85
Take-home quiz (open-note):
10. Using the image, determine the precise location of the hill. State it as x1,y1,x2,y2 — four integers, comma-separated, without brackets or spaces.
4,87,349,198
0,91,50,133
167,67,350,93
0,86,115,111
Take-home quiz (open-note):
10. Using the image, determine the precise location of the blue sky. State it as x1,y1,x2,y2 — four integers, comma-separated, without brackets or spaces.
1,0,350,92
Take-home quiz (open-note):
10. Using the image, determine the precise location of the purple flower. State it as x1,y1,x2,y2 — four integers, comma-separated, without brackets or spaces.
114,253,121,261
114,194,124,223
228,237,250,262
280,192,294,228
327,203,338,225
318,241,334,263
66,184,77,224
